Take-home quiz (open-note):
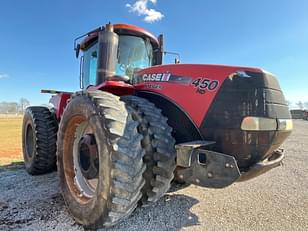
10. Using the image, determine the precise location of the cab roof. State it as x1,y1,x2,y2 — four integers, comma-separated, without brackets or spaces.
80,23,160,50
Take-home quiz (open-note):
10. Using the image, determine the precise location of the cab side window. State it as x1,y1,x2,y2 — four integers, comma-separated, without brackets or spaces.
82,43,98,88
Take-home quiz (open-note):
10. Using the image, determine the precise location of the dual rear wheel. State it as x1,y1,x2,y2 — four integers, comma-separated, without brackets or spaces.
22,91,176,229
22,107,58,174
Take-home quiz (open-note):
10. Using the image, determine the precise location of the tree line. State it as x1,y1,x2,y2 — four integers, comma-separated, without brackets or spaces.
287,101,308,110
1,98,307,114
0,98,30,114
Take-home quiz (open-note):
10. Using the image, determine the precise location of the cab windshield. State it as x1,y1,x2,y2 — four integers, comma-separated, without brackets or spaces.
116,35,153,78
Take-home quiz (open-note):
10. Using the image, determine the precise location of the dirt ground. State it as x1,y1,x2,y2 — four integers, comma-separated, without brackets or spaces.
0,120,307,231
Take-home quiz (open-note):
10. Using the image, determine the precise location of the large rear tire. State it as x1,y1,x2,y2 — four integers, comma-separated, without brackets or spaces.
57,91,145,229
122,96,176,204
22,106,58,175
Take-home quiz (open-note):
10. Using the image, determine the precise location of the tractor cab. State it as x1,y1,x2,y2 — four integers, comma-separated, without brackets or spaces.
75,23,163,89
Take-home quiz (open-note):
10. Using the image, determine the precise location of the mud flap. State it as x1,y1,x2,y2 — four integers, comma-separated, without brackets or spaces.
176,141,241,188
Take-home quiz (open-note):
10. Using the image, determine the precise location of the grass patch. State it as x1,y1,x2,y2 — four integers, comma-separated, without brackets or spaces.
0,116,23,165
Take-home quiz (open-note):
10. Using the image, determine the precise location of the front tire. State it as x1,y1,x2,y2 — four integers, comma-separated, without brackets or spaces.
57,91,145,229
122,96,176,204
22,106,58,175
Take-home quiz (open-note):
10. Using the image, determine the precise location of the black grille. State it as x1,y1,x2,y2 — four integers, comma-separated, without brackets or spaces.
199,71,291,169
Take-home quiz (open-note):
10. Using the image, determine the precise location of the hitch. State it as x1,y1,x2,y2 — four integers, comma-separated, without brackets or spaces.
175,141,241,188
175,141,285,188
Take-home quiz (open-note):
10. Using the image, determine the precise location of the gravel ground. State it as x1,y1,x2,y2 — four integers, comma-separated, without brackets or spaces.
0,120,307,231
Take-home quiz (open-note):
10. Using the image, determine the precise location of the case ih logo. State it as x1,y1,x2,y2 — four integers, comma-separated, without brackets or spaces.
142,73,171,82
133,73,191,85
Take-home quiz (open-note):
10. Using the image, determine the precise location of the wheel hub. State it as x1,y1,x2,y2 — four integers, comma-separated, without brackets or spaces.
25,124,34,158
78,134,99,180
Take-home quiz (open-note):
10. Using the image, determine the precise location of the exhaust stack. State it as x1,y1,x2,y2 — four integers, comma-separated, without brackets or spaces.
96,23,119,85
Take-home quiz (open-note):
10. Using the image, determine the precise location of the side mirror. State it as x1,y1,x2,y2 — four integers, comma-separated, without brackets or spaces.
164,51,181,64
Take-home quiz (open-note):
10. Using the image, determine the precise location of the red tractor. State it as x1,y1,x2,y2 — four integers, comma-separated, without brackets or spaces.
22,23,293,228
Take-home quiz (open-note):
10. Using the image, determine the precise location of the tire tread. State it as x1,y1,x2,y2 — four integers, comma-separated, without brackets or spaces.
122,96,176,204
23,106,58,175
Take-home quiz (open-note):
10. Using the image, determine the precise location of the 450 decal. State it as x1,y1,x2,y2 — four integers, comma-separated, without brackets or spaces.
191,78,219,94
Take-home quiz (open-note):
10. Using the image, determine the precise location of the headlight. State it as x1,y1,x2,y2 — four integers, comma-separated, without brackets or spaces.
241,117,293,131
241,117,277,131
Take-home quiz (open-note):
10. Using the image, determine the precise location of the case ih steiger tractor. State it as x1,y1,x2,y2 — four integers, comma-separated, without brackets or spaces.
22,23,293,228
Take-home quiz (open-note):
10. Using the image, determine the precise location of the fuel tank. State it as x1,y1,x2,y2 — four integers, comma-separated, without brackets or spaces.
133,64,292,170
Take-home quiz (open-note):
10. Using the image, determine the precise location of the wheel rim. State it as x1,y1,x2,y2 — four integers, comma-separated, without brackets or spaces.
25,124,34,158
63,117,99,203
73,121,99,199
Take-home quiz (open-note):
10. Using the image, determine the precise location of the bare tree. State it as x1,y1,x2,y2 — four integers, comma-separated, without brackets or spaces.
0,102,18,114
19,98,30,114
296,101,304,110
304,101,308,110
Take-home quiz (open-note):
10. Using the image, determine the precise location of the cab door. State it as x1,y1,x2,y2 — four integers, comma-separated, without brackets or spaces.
81,42,98,88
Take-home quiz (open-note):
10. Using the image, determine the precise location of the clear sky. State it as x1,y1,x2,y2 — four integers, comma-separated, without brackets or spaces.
0,0,307,106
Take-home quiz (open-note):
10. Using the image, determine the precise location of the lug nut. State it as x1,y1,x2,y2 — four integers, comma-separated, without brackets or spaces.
207,172,213,178
196,178,200,184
